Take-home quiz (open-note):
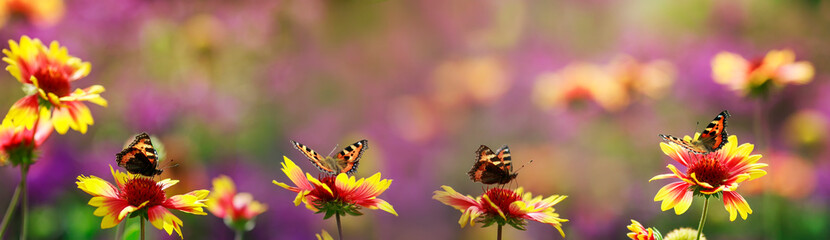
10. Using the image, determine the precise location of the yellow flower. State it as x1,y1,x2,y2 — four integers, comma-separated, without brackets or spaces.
650,135,767,220
712,49,814,96
433,186,568,237
4,0,65,26
76,166,209,238
206,175,267,231
3,36,106,134
273,156,397,217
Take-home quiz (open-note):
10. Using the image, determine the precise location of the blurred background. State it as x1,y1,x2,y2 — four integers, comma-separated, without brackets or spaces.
1,0,829,239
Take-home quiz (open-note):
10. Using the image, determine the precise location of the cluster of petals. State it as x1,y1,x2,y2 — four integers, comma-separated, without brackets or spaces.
712,49,814,95
206,175,268,224
626,219,656,240
3,36,106,134
273,156,397,216
651,135,767,221
0,108,52,166
532,55,675,112
0,0,65,27
432,185,568,237
76,166,209,237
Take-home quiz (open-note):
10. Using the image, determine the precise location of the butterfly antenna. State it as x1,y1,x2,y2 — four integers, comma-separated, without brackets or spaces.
326,144,340,157
161,158,179,170
513,159,534,173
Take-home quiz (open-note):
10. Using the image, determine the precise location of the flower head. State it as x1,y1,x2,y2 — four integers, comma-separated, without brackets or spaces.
626,219,657,240
76,166,209,237
3,36,106,134
273,156,397,218
5,0,65,26
206,175,267,231
433,185,568,237
0,108,52,166
650,135,767,220
712,49,814,96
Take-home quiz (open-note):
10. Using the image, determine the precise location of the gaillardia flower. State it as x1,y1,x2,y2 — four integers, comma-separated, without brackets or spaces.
433,186,568,237
0,109,52,166
76,166,209,237
651,135,767,221
712,49,814,96
3,36,106,134
273,156,397,218
626,219,658,240
206,175,268,231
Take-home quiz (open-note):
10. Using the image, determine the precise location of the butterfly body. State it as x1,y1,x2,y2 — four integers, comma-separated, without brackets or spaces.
291,140,368,175
116,133,163,177
659,110,730,154
468,145,517,185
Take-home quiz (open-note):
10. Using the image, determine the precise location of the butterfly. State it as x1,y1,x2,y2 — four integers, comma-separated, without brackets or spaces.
116,133,163,177
291,140,368,175
468,145,518,185
659,110,731,154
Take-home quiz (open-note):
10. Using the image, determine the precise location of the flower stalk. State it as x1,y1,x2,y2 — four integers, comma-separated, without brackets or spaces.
140,217,145,240
0,183,20,238
497,224,503,240
335,213,343,240
19,164,28,240
695,197,709,240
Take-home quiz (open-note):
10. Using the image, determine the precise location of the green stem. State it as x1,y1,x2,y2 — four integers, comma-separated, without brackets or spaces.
19,165,28,240
335,213,343,240
234,229,244,240
0,176,22,238
696,197,710,240
497,224,503,240
140,218,145,240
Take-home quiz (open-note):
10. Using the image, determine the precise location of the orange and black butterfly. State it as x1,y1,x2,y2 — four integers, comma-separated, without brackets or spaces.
659,110,730,154
468,145,517,185
116,133,163,176
291,140,368,175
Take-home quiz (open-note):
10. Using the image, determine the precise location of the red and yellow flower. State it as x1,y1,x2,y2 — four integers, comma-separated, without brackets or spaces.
0,108,52,166
626,219,657,240
76,166,209,237
712,49,814,96
3,0,65,26
3,36,106,134
650,135,767,221
433,186,568,237
206,175,267,231
273,156,397,217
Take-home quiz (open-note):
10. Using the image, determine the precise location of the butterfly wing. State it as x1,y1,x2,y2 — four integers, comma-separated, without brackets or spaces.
292,140,338,175
494,145,513,172
696,110,730,152
115,133,162,176
468,145,516,184
659,134,708,154
333,140,368,175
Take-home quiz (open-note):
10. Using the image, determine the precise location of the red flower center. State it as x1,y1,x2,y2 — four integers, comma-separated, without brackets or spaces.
748,58,764,74
309,175,339,201
483,188,521,217
32,64,71,97
687,156,729,189
120,177,166,207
